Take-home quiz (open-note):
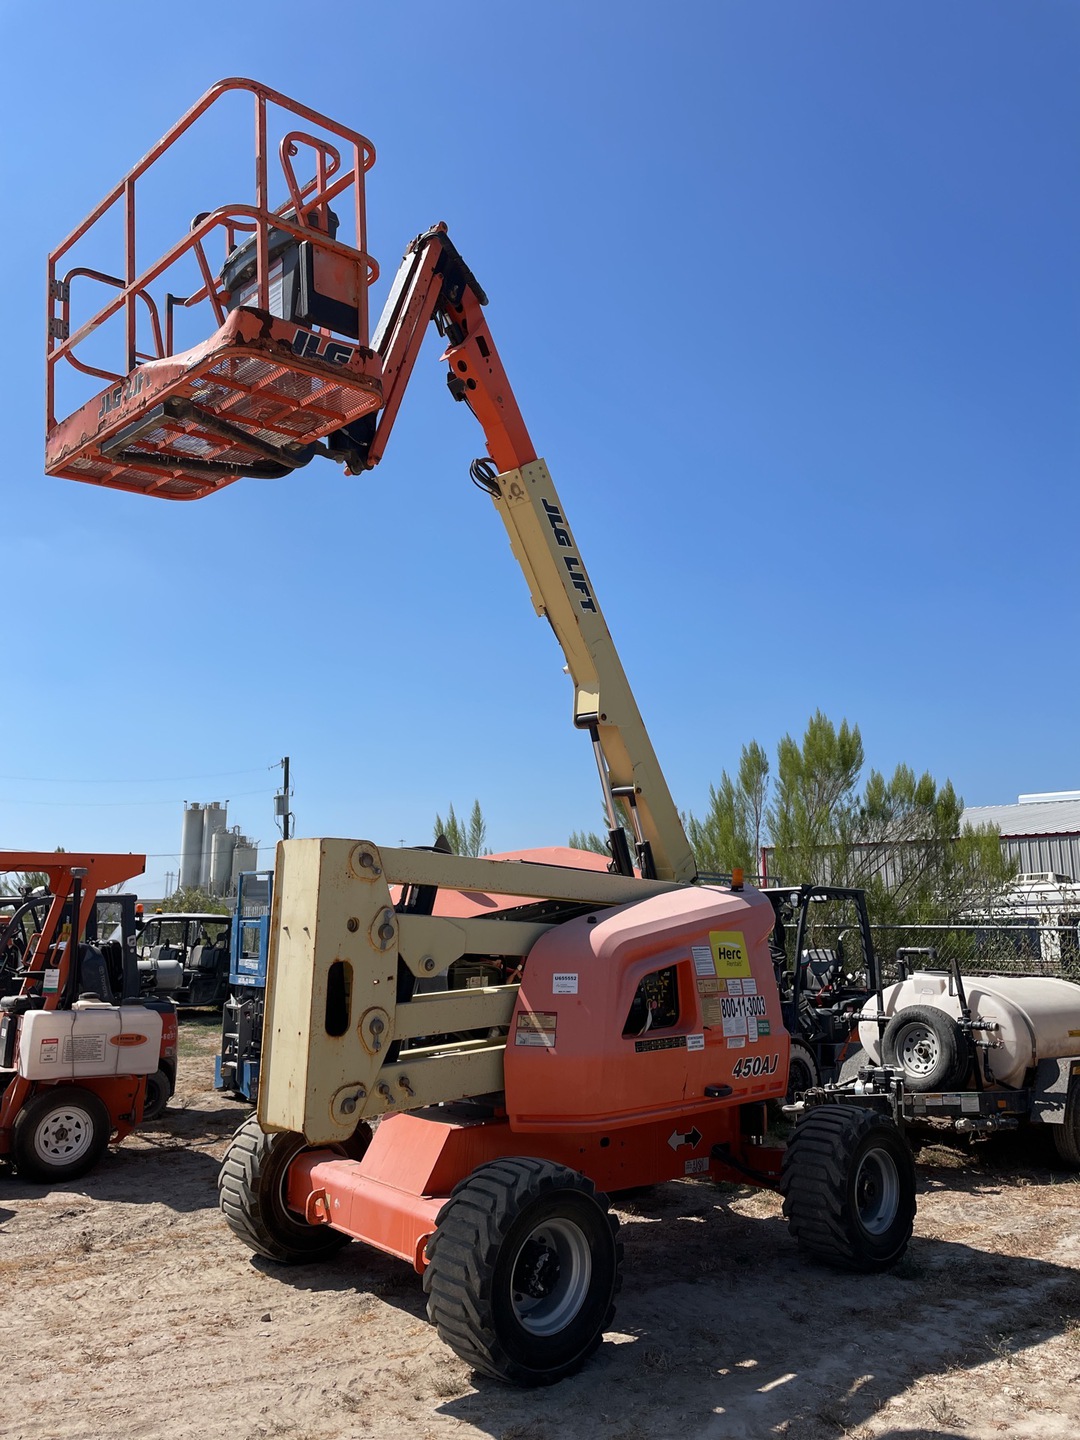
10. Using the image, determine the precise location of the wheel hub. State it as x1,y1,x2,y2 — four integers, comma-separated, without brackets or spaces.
899,1025,938,1076
514,1238,561,1299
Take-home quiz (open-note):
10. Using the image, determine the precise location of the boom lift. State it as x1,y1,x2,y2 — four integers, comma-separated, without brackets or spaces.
0,854,175,1180
46,80,917,1384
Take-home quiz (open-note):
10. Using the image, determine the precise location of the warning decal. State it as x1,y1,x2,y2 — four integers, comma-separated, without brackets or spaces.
515,1011,557,1048
38,1037,59,1065
635,1034,687,1054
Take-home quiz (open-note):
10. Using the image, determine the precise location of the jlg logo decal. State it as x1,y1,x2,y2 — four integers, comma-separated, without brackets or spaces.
98,371,146,421
541,499,597,614
291,329,355,366
109,1033,149,1047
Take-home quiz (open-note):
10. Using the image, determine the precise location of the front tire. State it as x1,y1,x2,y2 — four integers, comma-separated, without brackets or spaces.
781,1104,916,1271
12,1085,112,1183
787,1037,821,1102
881,1005,968,1092
423,1157,622,1386
218,1115,363,1264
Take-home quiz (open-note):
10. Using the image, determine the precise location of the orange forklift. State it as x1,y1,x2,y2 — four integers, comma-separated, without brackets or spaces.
0,853,177,1181
45,81,916,1383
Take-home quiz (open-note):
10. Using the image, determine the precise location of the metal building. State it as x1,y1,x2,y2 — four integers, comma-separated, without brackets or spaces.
961,792,1080,882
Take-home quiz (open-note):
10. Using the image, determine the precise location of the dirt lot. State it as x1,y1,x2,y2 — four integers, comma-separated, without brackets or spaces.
1,1015,1078,1440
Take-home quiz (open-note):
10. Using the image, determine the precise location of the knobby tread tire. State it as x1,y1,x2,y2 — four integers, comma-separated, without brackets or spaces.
781,1104,916,1273
217,1115,357,1265
141,1069,170,1122
423,1156,622,1386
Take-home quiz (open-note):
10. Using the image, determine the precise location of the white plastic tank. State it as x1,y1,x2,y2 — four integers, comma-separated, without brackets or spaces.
199,802,227,888
17,1002,163,1080
179,803,204,889
859,972,1080,1088
210,826,237,896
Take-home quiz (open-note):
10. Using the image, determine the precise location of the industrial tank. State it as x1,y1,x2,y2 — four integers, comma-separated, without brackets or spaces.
859,971,1080,1088
210,827,237,896
179,803,204,889
199,802,227,888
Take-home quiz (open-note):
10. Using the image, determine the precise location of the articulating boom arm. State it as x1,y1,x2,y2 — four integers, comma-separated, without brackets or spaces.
354,225,695,883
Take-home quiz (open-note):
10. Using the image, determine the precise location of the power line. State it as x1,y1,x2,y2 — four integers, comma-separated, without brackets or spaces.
0,787,277,808
0,764,279,785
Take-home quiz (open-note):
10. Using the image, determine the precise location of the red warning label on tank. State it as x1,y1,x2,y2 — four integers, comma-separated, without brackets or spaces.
38,1037,59,1065
515,1011,557,1047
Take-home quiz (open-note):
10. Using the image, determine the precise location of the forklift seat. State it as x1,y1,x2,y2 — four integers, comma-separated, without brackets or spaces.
800,949,841,993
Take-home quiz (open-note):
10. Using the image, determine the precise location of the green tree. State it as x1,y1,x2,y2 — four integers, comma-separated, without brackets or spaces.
434,800,490,857
162,885,230,914
686,740,771,875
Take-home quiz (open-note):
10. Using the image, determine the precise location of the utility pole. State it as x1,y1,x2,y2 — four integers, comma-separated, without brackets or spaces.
275,757,292,840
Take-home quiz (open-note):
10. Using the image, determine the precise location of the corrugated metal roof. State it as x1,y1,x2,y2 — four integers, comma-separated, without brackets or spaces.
962,799,1080,837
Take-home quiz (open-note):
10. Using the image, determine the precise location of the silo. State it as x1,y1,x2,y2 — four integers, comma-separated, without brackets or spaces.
230,834,260,892
200,802,228,888
210,826,237,896
179,804,204,890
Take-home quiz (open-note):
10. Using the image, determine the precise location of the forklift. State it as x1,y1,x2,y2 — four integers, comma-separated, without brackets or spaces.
0,854,177,1181
45,80,917,1383
765,884,881,1098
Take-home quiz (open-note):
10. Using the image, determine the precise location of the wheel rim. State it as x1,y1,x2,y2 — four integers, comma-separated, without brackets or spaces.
897,1023,939,1078
508,1215,593,1337
853,1148,900,1235
34,1104,97,1166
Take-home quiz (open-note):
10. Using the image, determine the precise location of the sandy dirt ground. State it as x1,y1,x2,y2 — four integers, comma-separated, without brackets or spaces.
1,1015,1078,1440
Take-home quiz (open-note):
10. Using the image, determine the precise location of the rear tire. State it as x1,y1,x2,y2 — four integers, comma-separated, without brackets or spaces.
781,1104,916,1271
142,1069,171,1122
1053,1077,1080,1167
218,1115,366,1264
423,1157,622,1386
881,1005,968,1092
12,1085,112,1183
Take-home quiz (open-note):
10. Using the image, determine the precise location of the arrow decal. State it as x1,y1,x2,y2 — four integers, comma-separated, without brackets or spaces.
667,1126,703,1152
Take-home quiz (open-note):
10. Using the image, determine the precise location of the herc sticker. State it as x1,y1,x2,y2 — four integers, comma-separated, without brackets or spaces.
709,932,752,980
552,973,578,995
515,1011,557,1048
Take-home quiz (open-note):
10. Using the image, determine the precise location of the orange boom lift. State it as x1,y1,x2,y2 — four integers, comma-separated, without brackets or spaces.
46,81,916,1384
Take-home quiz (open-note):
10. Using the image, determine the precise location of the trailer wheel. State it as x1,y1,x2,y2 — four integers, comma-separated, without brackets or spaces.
423,1157,622,1386
142,1069,171,1122
218,1115,366,1264
12,1086,112,1183
881,1005,968,1092
781,1104,916,1272
1052,1077,1080,1168
787,1037,821,1102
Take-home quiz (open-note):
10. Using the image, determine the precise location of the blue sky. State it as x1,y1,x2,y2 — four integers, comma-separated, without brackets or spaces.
2,1,1077,894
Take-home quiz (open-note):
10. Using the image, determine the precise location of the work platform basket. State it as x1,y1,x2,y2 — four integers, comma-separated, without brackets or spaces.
45,79,384,500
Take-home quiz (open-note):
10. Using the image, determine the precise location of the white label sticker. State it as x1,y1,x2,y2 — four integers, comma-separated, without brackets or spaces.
686,1033,705,1052
43,968,61,995
723,1013,748,1037
552,973,578,995
727,977,744,996
727,1036,746,1049
692,946,714,977
742,978,758,996
684,1156,709,1175
38,1037,59,1064
62,1034,106,1065
747,1019,759,1042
